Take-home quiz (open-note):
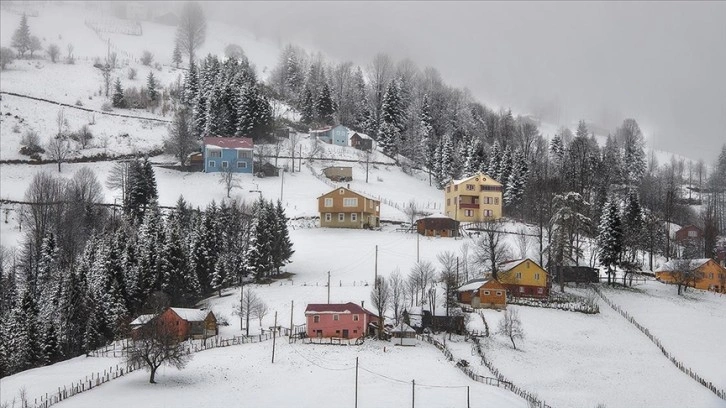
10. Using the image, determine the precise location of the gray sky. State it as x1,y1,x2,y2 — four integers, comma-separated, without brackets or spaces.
207,1,726,163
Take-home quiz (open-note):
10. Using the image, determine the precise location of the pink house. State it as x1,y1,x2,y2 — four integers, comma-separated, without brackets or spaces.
305,302,379,340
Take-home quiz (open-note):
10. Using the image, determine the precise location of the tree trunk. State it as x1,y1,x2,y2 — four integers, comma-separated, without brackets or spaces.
57,161,61,172
149,366,158,383
510,336,516,350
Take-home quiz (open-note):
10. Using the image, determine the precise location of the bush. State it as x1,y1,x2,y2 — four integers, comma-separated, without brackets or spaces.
0,47,15,70
128,67,137,80
140,50,153,66
70,124,93,149
75,99,83,107
101,102,113,112
12,124,20,133
21,130,41,147
20,144,45,156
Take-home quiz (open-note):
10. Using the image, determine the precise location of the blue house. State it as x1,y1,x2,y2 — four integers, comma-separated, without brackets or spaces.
203,137,254,174
311,125,350,147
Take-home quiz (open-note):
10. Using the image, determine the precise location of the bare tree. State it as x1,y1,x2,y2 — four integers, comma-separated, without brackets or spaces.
140,50,154,66
236,288,262,336
47,136,71,172
515,226,532,259
106,161,131,205
28,36,41,58
437,251,458,316
47,43,59,63
497,308,524,350
176,1,206,65
370,276,390,339
459,242,471,282
126,316,193,383
410,261,436,305
218,165,241,198
164,109,197,166
366,53,393,127
65,43,74,63
668,259,702,295
473,220,511,280
288,132,301,172
22,171,64,261
76,124,93,149
389,268,405,325
403,199,423,230
252,299,269,328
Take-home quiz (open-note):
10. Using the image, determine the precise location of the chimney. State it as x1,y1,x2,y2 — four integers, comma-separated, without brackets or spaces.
361,300,365,309
347,183,350,189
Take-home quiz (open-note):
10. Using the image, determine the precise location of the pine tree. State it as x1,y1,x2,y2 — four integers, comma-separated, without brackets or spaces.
183,61,199,108
147,72,158,103
463,138,482,177
190,202,219,293
271,200,294,274
236,85,272,140
159,217,198,306
8,289,42,373
300,87,315,125
621,189,644,263
618,118,646,185
487,141,502,178
439,135,455,184
505,149,528,207
12,13,31,58
316,83,336,125
245,199,273,281
378,80,403,157
598,198,623,285
112,78,126,108
172,42,182,68
497,146,513,188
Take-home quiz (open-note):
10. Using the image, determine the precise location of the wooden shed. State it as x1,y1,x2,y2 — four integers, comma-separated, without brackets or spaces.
322,166,353,182
416,214,460,237
391,322,417,346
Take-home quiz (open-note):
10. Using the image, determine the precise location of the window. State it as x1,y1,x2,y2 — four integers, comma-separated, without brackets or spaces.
343,198,358,207
324,198,333,207
519,287,525,293
208,160,216,168
313,315,320,323
237,161,247,169
454,185,458,191
464,209,473,217
484,210,493,217
709,273,714,279
516,272,522,279
209,150,222,158
338,213,345,222
351,213,358,222
535,273,540,280
333,314,339,321
353,315,359,321
446,186,451,193
537,287,544,294
496,291,502,296
688,230,697,237
339,189,345,194
494,198,499,205
483,291,490,295
325,213,332,222
466,184,475,191
221,161,229,168
447,198,451,206
237,150,252,159
353,330,358,334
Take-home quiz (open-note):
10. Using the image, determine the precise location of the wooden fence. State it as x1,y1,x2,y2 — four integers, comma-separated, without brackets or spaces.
593,286,725,401
418,334,553,408
29,333,274,408
507,290,600,314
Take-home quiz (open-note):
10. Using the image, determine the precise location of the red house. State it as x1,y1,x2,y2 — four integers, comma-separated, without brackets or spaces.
131,307,218,341
305,302,379,340
675,225,703,243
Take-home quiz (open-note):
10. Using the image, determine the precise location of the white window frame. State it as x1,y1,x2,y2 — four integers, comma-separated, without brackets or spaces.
496,291,502,296
237,161,247,169
208,160,216,168
325,213,332,222
483,290,490,295
313,315,320,323
221,161,229,168
343,197,358,207
353,315,359,321
537,287,544,294
339,189,345,194
519,287,525,293
324,198,333,207
464,209,473,217
209,150,222,158
534,273,540,280
338,213,345,222
466,184,475,191
333,314,339,321
237,150,252,159
516,272,522,279
351,213,358,222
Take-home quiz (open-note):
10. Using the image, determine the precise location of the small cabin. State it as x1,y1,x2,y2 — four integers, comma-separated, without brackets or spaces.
350,132,373,151
391,322,416,346
322,166,353,182
416,215,460,237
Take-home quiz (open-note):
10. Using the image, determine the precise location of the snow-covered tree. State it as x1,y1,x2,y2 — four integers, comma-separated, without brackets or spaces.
598,198,623,285
12,13,31,58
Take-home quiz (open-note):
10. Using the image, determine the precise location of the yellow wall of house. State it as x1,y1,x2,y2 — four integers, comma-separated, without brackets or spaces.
443,173,503,222
656,260,726,292
498,260,548,288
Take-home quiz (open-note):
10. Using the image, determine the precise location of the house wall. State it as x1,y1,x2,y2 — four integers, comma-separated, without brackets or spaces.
498,260,549,298
656,260,726,292
331,126,350,146
675,226,703,242
478,281,507,308
444,174,503,222
306,312,371,339
158,309,191,340
204,147,253,173
416,218,459,237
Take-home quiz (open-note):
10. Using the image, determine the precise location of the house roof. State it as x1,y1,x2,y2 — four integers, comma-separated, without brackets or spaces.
348,130,372,140
317,186,379,202
656,259,712,272
449,172,502,187
418,213,455,221
391,322,416,333
498,258,543,273
130,314,156,326
456,278,487,292
310,126,333,134
305,302,377,316
203,137,253,149
170,307,210,322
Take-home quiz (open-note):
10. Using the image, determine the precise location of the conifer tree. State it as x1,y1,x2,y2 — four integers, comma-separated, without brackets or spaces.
271,200,294,274
598,198,623,285
300,87,315,125
316,83,336,125
183,61,199,108
488,141,502,178
172,42,182,68
147,72,158,104
505,149,528,207
112,78,126,108
8,289,42,373
12,13,31,58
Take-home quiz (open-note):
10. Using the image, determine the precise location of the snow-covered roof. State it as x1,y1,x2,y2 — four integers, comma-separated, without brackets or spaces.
203,136,253,149
449,172,502,186
310,126,333,134
348,130,372,140
130,314,156,326
498,259,528,273
170,307,210,322
656,259,712,272
317,186,379,202
418,213,454,220
391,322,416,333
456,278,487,292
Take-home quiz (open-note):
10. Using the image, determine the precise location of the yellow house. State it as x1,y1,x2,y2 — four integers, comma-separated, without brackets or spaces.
444,173,503,222
496,258,550,298
317,187,380,229
655,258,726,292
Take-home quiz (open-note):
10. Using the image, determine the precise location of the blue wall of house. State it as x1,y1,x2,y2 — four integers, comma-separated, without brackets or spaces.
332,125,350,146
204,147,253,173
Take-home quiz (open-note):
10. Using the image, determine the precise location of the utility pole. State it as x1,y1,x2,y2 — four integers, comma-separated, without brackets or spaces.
374,245,378,287
280,168,284,202
327,271,331,304
271,311,278,364
456,257,460,286
289,300,294,339
416,232,420,263
355,357,359,408
467,386,470,408
366,152,370,183
239,280,245,333
411,379,415,408
299,145,302,172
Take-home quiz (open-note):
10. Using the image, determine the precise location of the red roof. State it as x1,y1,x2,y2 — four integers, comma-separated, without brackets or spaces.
203,137,253,149
305,302,377,316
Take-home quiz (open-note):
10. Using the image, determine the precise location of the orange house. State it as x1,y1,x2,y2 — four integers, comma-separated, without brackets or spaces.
655,258,726,292
131,307,218,341
457,278,507,309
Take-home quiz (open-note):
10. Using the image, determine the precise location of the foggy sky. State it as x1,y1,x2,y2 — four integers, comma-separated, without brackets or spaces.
207,1,726,164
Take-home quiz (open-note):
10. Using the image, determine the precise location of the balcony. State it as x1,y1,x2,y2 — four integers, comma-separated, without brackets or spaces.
459,203,480,209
